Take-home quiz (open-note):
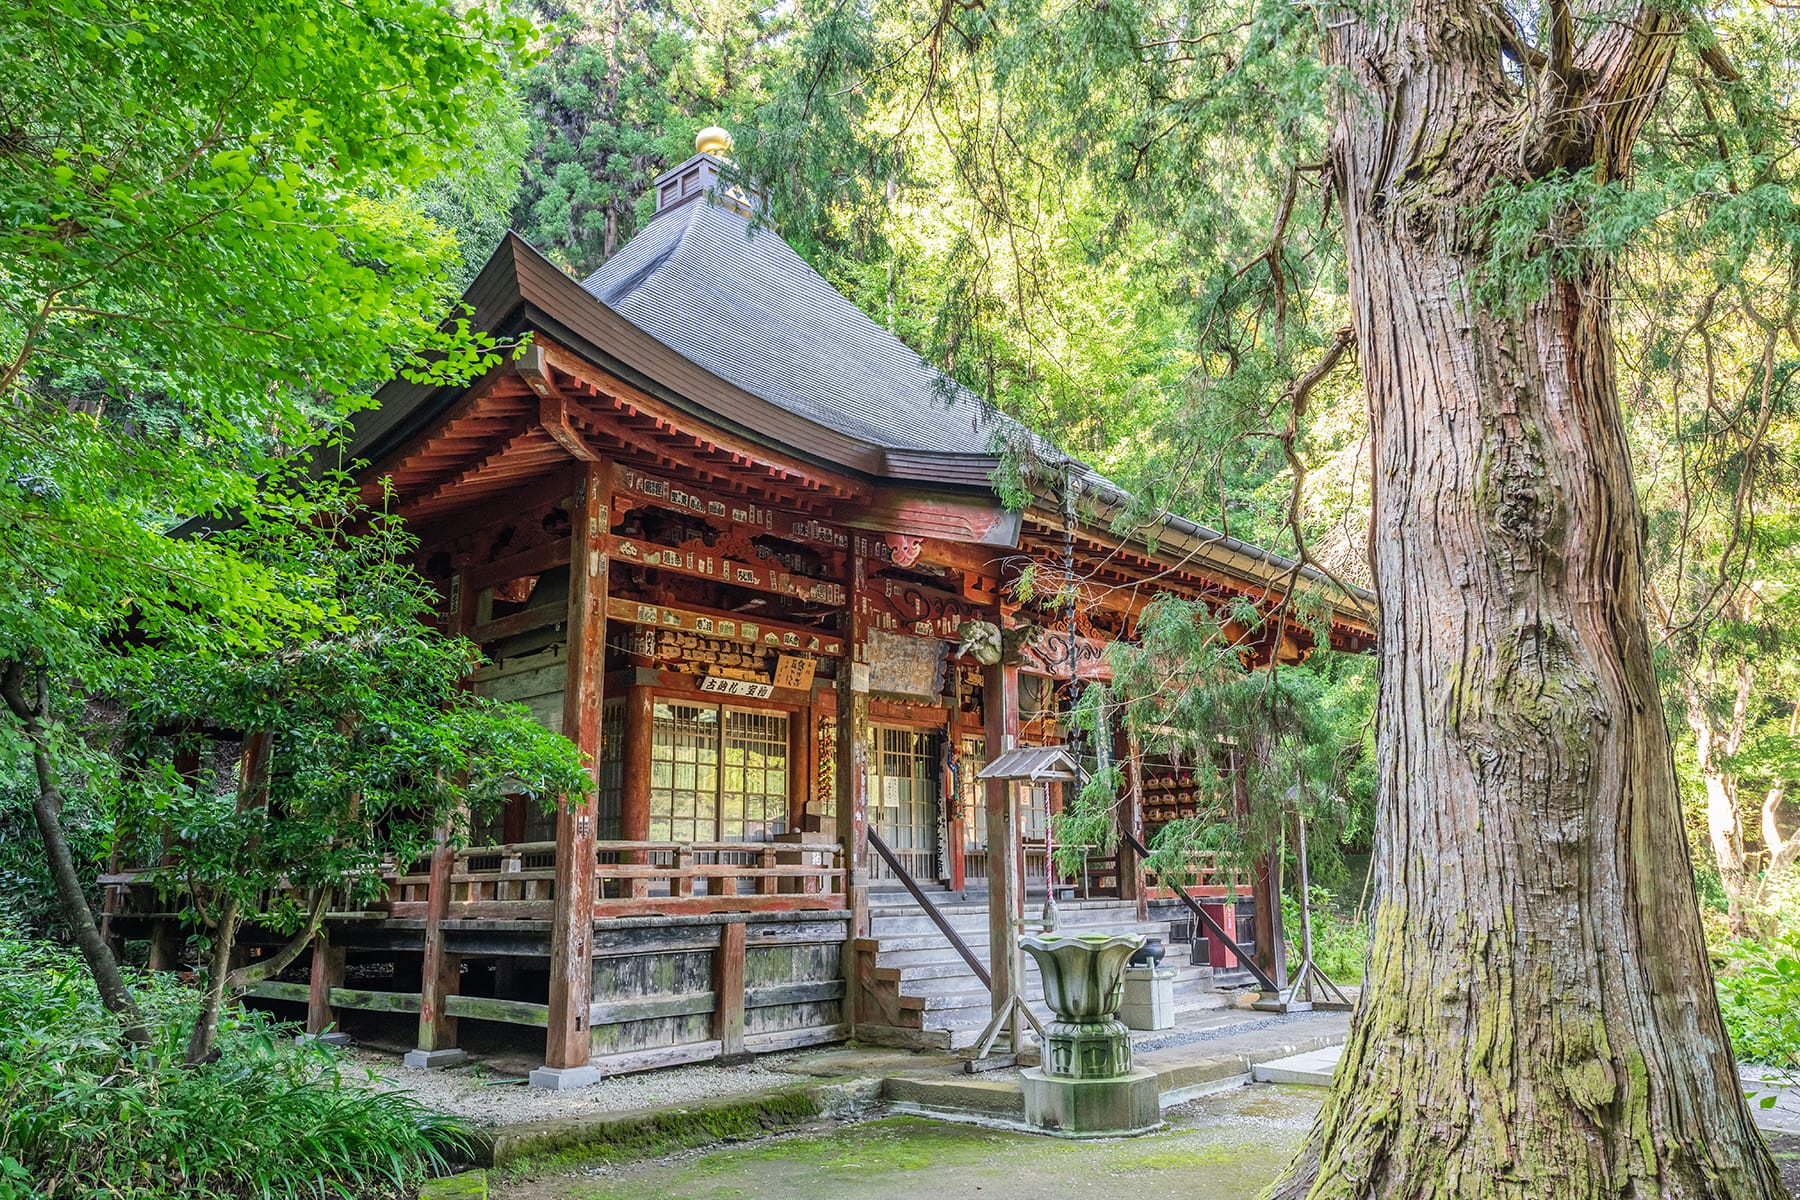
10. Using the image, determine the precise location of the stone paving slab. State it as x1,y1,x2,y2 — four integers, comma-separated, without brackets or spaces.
1250,1046,1342,1086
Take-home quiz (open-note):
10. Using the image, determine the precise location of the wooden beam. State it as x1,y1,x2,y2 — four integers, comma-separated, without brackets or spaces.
520,343,605,464
464,537,574,595
605,596,844,657
535,458,612,1088
841,488,1020,546
540,343,872,502
354,358,529,495
398,421,543,518
470,605,565,646
566,395,815,510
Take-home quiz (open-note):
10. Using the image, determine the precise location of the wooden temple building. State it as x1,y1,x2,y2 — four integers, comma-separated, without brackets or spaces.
118,131,1374,1085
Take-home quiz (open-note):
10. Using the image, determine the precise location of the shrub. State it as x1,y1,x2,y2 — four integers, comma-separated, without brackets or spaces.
1714,928,1800,1072
1283,886,1368,986
0,936,469,1198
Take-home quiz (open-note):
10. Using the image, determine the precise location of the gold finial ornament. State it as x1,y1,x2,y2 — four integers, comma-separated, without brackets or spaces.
696,126,733,157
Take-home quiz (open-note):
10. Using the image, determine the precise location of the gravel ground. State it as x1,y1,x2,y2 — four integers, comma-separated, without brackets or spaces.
351,1050,807,1127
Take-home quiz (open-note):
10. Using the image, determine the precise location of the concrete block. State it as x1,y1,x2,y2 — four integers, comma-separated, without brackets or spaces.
1021,1067,1162,1137
1120,967,1175,1031
403,1048,469,1071
294,1031,354,1048
527,1063,603,1090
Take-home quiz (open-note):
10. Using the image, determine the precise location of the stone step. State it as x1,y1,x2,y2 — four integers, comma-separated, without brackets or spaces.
885,955,1215,986
870,924,1196,963
868,911,1154,937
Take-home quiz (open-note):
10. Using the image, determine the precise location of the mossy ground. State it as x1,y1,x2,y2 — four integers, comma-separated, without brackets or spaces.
498,1085,1322,1200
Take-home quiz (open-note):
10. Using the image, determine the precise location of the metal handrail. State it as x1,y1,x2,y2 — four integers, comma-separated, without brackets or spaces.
867,828,992,991
1121,827,1277,993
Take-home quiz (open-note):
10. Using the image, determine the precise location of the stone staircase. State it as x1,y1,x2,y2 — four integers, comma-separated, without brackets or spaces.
853,883,1238,1051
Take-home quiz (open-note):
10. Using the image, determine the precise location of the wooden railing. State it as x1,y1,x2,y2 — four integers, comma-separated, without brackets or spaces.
1121,828,1275,992
385,839,847,920
1143,849,1242,899
869,828,990,990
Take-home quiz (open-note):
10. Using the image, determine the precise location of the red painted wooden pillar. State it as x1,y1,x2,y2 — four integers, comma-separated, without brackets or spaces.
945,736,966,893
532,460,612,1089
1232,746,1287,989
943,666,966,892
1119,727,1147,919
621,677,655,897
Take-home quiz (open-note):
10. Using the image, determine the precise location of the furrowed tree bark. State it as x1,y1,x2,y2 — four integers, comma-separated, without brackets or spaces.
1272,0,1785,1195
0,662,149,1046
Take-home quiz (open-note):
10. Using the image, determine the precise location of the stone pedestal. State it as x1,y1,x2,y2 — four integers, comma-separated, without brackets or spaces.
527,1063,603,1090
403,1047,468,1071
1043,1019,1134,1078
1120,966,1175,1031
1021,1067,1161,1137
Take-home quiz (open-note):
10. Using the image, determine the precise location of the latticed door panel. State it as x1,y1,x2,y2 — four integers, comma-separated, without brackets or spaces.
870,725,941,881
959,735,989,880
721,707,789,843
648,701,789,846
649,702,720,843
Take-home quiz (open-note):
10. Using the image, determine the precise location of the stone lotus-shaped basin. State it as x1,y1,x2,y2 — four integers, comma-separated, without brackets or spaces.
1021,933,1145,1023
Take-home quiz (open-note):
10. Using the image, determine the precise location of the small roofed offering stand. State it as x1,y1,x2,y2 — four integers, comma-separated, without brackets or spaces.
103,129,1375,1086
965,745,1080,1066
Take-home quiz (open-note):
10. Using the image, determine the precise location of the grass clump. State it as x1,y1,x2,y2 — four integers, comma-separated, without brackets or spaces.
0,936,469,1198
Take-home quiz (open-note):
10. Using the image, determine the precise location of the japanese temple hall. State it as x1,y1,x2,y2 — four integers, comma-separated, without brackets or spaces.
110,129,1375,1086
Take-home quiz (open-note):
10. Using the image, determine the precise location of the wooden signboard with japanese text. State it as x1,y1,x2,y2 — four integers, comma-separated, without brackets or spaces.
608,534,846,606
615,468,850,552
607,596,845,656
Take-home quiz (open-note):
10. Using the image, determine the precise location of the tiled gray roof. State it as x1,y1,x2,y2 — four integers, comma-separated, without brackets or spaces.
582,201,1009,457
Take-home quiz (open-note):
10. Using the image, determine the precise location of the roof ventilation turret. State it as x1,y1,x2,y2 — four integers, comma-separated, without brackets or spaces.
650,126,760,221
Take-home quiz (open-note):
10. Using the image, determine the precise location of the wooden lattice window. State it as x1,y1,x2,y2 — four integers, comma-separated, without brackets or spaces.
648,701,788,843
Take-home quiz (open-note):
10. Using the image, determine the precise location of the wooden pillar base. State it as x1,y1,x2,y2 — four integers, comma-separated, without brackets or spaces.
714,920,750,1064
305,934,346,1035
147,920,181,972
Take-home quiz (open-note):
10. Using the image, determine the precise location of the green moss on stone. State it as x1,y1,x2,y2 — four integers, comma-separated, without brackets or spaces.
419,1169,488,1200
494,1085,825,1174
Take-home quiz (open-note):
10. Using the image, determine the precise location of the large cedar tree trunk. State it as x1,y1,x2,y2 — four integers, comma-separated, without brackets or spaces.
1273,3,1784,1196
